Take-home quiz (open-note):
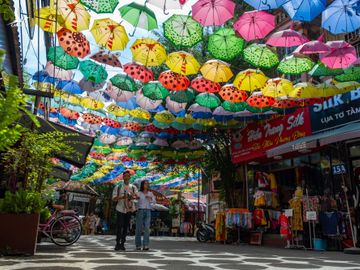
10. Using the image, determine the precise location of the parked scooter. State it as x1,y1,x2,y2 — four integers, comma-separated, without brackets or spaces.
196,222,215,242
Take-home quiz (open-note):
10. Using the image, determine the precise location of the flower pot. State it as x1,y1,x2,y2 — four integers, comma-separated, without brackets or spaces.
0,213,39,255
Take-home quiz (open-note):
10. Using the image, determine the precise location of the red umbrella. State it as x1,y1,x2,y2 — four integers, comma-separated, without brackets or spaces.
246,93,275,108
191,77,221,93
59,107,80,119
90,152,106,159
219,84,248,102
320,41,357,69
82,113,103,124
90,51,122,68
123,122,141,131
159,70,190,91
57,28,90,58
164,127,179,135
124,63,154,83
145,124,161,133
272,99,301,109
102,118,121,128
266,23,308,48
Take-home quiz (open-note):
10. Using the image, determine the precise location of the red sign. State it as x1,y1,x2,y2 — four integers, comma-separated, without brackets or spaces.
231,108,311,163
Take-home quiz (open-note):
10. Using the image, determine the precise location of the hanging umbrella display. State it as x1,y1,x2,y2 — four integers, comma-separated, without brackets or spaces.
57,28,90,58
47,46,79,70
57,80,84,94
272,98,301,109
118,2,158,36
45,61,73,80
320,41,357,69
106,82,135,102
234,10,275,41
233,69,268,92
334,81,360,93
145,124,161,133
191,0,235,26
277,55,315,75
147,0,182,14
159,70,190,91
308,62,344,77
136,90,163,109
117,96,139,110
79,78,105,92
34,7,64,33
335,67,360,82
99,134,117,144
166,51,200,75
79,60,108,84
103,118,122,129
246,92,275,108
219,85,248,102
243,44,279,69
142,81,170,100
123,63,154,83
89,91,111,102
109,74,138,92
170,88,195,103
262,78,294,98
322,0,360,34
208,28,244,62
195,93,221,109
54,0,90,32
123,122,141,132
222,101,247,112
130,108,152,122
243,0,287,10
106,103,129,116
266,24,308,48
200,60,233,83
81,96,105,110
91,18,129,51
80,0,119,13
191,77,221,93
154,111,175,124
59,107,80,119
82,113,103,124
32,70,58,85
288,82,317,99
213,106,234,121
283,0,326,22
90,51,122,68
130,38,167,66
163,14,203,48
166,97,187,113
293,34,330,55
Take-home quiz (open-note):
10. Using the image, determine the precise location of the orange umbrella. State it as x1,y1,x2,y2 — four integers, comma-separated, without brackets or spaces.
57,28,90,58
219,85,248,102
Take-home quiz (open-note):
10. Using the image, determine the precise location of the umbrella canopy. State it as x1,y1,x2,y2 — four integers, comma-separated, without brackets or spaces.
163,14,203,48
335,67,360,82
191,77,221,93
283,0,326,22
266,26,308,48
147,0,182,14
106,82,135,102
90,51,122,68
191,0,235,26
159,70,190,91
262,78,294,98
308,62,344,77
154,111,175,123
123,63,154,83
45,61,73,80
109,74,137,92
288,82,317,99
195,93,221,109
243,44,279,69
106,103,129,116
233,69,268,92
79,60,108,84
142,81,170,100
136,90,163,109
293,34,330,55
246,92,275,108
272,98,301,109
219,85,248,102
34,7,64,33
131,38,167,66
234,10,275,41
170,88,195,103
243,0,287,10
55,0,90,32
320,41,358,69
80,0,118,13
277,55,315,75
91,18,129,51
57,80,84,94
79,78,105,92
322,0,360,34
166,51,200,75
166,97,187,113
47,46,79,70
222,101,247,112
57,28,90,58
200,60,233,83
81,96,104,110
82,113,103,124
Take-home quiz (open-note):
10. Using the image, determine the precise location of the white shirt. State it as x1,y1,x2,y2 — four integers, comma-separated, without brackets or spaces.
112,184,138,213
137,191,156,210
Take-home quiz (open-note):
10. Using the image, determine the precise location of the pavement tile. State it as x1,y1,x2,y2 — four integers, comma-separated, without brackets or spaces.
87,259,137,264
93,265,155,270
269,263,321,269
216,264,267,270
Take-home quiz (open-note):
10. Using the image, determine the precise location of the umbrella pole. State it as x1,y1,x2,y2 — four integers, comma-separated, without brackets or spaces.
198,168,200,223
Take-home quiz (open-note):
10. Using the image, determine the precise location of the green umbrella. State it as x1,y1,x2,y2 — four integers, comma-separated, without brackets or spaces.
208,28,245,62
94,147,112,155
119,2,158,36
222,101,247,112
277,55,314,75
335,67,360,82
246,105,271,113
163,14,203,48
47,46,79,70
110,74,137,92
170,88,195,103
308,62,344,77
243,44,279,69
195,93,221,109
143,81,170,100
79,60,108,84
80,0,119,13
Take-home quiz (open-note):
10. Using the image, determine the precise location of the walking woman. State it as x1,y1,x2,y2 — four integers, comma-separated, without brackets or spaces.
135,180,155,251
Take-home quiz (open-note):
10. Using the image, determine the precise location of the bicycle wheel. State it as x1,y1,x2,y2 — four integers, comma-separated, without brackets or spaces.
50,215,82,246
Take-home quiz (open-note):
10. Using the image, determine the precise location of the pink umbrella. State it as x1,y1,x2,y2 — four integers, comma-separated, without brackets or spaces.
45,61,73,80
320,41,357,69
192,0,235,26
136,90,163,110
166,97,187,113
116,137,133,146
233,10,275,41
99,134,117,144
293,33,330,55
106,82,135,102
266,23,308,48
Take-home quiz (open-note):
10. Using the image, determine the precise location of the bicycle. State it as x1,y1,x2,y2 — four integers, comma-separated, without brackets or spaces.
38,204,82,246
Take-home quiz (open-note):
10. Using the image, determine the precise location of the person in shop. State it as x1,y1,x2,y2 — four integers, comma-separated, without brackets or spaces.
112,170,138,251
135,180,156,251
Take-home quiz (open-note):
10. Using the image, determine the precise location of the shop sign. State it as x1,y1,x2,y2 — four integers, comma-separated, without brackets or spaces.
332,164,346,175
69,193,90,203
306,211,317,221
285,209,293,217
310,88,360,133
231,109,311,163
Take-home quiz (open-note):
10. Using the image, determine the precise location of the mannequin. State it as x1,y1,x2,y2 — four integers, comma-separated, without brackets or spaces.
288,187,303,231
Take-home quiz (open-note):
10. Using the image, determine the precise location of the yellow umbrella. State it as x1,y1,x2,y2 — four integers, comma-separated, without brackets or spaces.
334,81,360,93
131,38,167,67
52,0,90,32
34,7,64,33
32,82,56,93
233,69,268,91
80,96,104,110
197,118,216,126
165,51,200,75
200,60,233,83
91,18,129,51
175,115,195,125
106,104,129,116
262,78,293,98
288,82,317,99
154,111,175,123
129,108,151,120
315,80,342,97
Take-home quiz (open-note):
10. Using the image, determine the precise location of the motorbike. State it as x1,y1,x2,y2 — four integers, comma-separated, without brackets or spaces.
196,222,215,242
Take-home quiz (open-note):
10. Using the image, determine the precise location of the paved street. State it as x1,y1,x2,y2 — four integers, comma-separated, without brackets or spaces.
1,236,360,270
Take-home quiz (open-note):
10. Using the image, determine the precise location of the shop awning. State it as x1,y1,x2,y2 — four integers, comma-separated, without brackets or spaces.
319,122,360,146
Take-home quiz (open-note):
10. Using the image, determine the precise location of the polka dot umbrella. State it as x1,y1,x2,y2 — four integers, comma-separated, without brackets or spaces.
222,101,247,112
123,121,141,132
246,92,275,108
79,60,108,84
123,63,154,83
55,0,90,32
47,46,79,70
142,81,170,100
90,51,122,68
170,88,195,103
191,77,221,93
243,44,279,69
159,70,190,91
80,0,119,13
219,85,248,102
195,93,221,109
102,117,121,128
272,98,301,109
57,28,90,58
334,67,360,82
277,55,315,75
82,112,103,124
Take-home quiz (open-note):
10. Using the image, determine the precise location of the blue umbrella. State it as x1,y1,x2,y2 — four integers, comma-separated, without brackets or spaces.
57,80,84,94
244,0,288,10
117,96,138,110
58,114,77,126
32,71,58,84
148,104,165,113
100,126,121,135
283,0,326,22
119,129,136,137
322,0,360,34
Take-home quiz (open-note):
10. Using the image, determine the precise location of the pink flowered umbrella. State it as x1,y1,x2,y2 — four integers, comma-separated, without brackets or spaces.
293,33,330,55
166,97,187,113
234,10,275,41
266,23,308,48
136,90,163,110
191,0,235,26
320,41,357,69
116,137,133,146
99,134,117,144
153,138,169,147
45,61,73,80
106,82,135,102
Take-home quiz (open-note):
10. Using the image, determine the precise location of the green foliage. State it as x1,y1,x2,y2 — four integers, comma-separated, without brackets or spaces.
0,0,15,22
40,208,51,222
0,189,45,214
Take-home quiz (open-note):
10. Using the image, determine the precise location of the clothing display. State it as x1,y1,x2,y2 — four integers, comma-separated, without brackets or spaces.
268,173,278,193
225,208,252,229
279,213,290,239
302,196,320,222
215,212,226,241
254,190,266,207
289,197,303,231
256,172,269,189
319,211,341,235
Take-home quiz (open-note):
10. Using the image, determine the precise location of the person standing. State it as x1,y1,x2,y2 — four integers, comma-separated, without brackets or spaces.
112,170,137,251
135,180,155,251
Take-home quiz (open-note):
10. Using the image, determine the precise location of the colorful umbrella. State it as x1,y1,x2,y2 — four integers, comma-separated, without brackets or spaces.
89,91,111,102
91,18,129,51
106,82,135,102
142,81,170,100
123,63,154,83
34,7,64,33
82,113,103,124
320,41,357,69
262,78,294,98
334,81,360,93
166,51,200,75
145,124,161,133
45,61,73,80
283,0,326,22
136,90,163,109
308,62,344,77
322,0,360,34
80,0,118,13
191,0,235,26
233,69,268,92
90,51,122,68
200,60,233,83
335,67,360,82
208,28,244,62
154,111,175,124
159,70,190,91
243,44,279,69
79,78,105,92
266,25,308,48
57,28,90,58
47,46,79,70
272,99,301,109
222,101,247,112
54,0,90,32
234,10,275,41
246,92,275,108
195,93,221,109
191,77,221,93
123,122,141,131
131,38,167,67
81,96,104,110
79,60,108,84
170,88,195,103
288,82,317,99
109,74,137,92
119,2,158,36
166,97,187,113
243,0,287,10
293,34,330,55
99,134,117,144
163,15,203,48
106,103,129,116
57,80,84,94
213,106,234,121
219,85,248,102
277,55,315,75
147,0,182,14
130,108,151,121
